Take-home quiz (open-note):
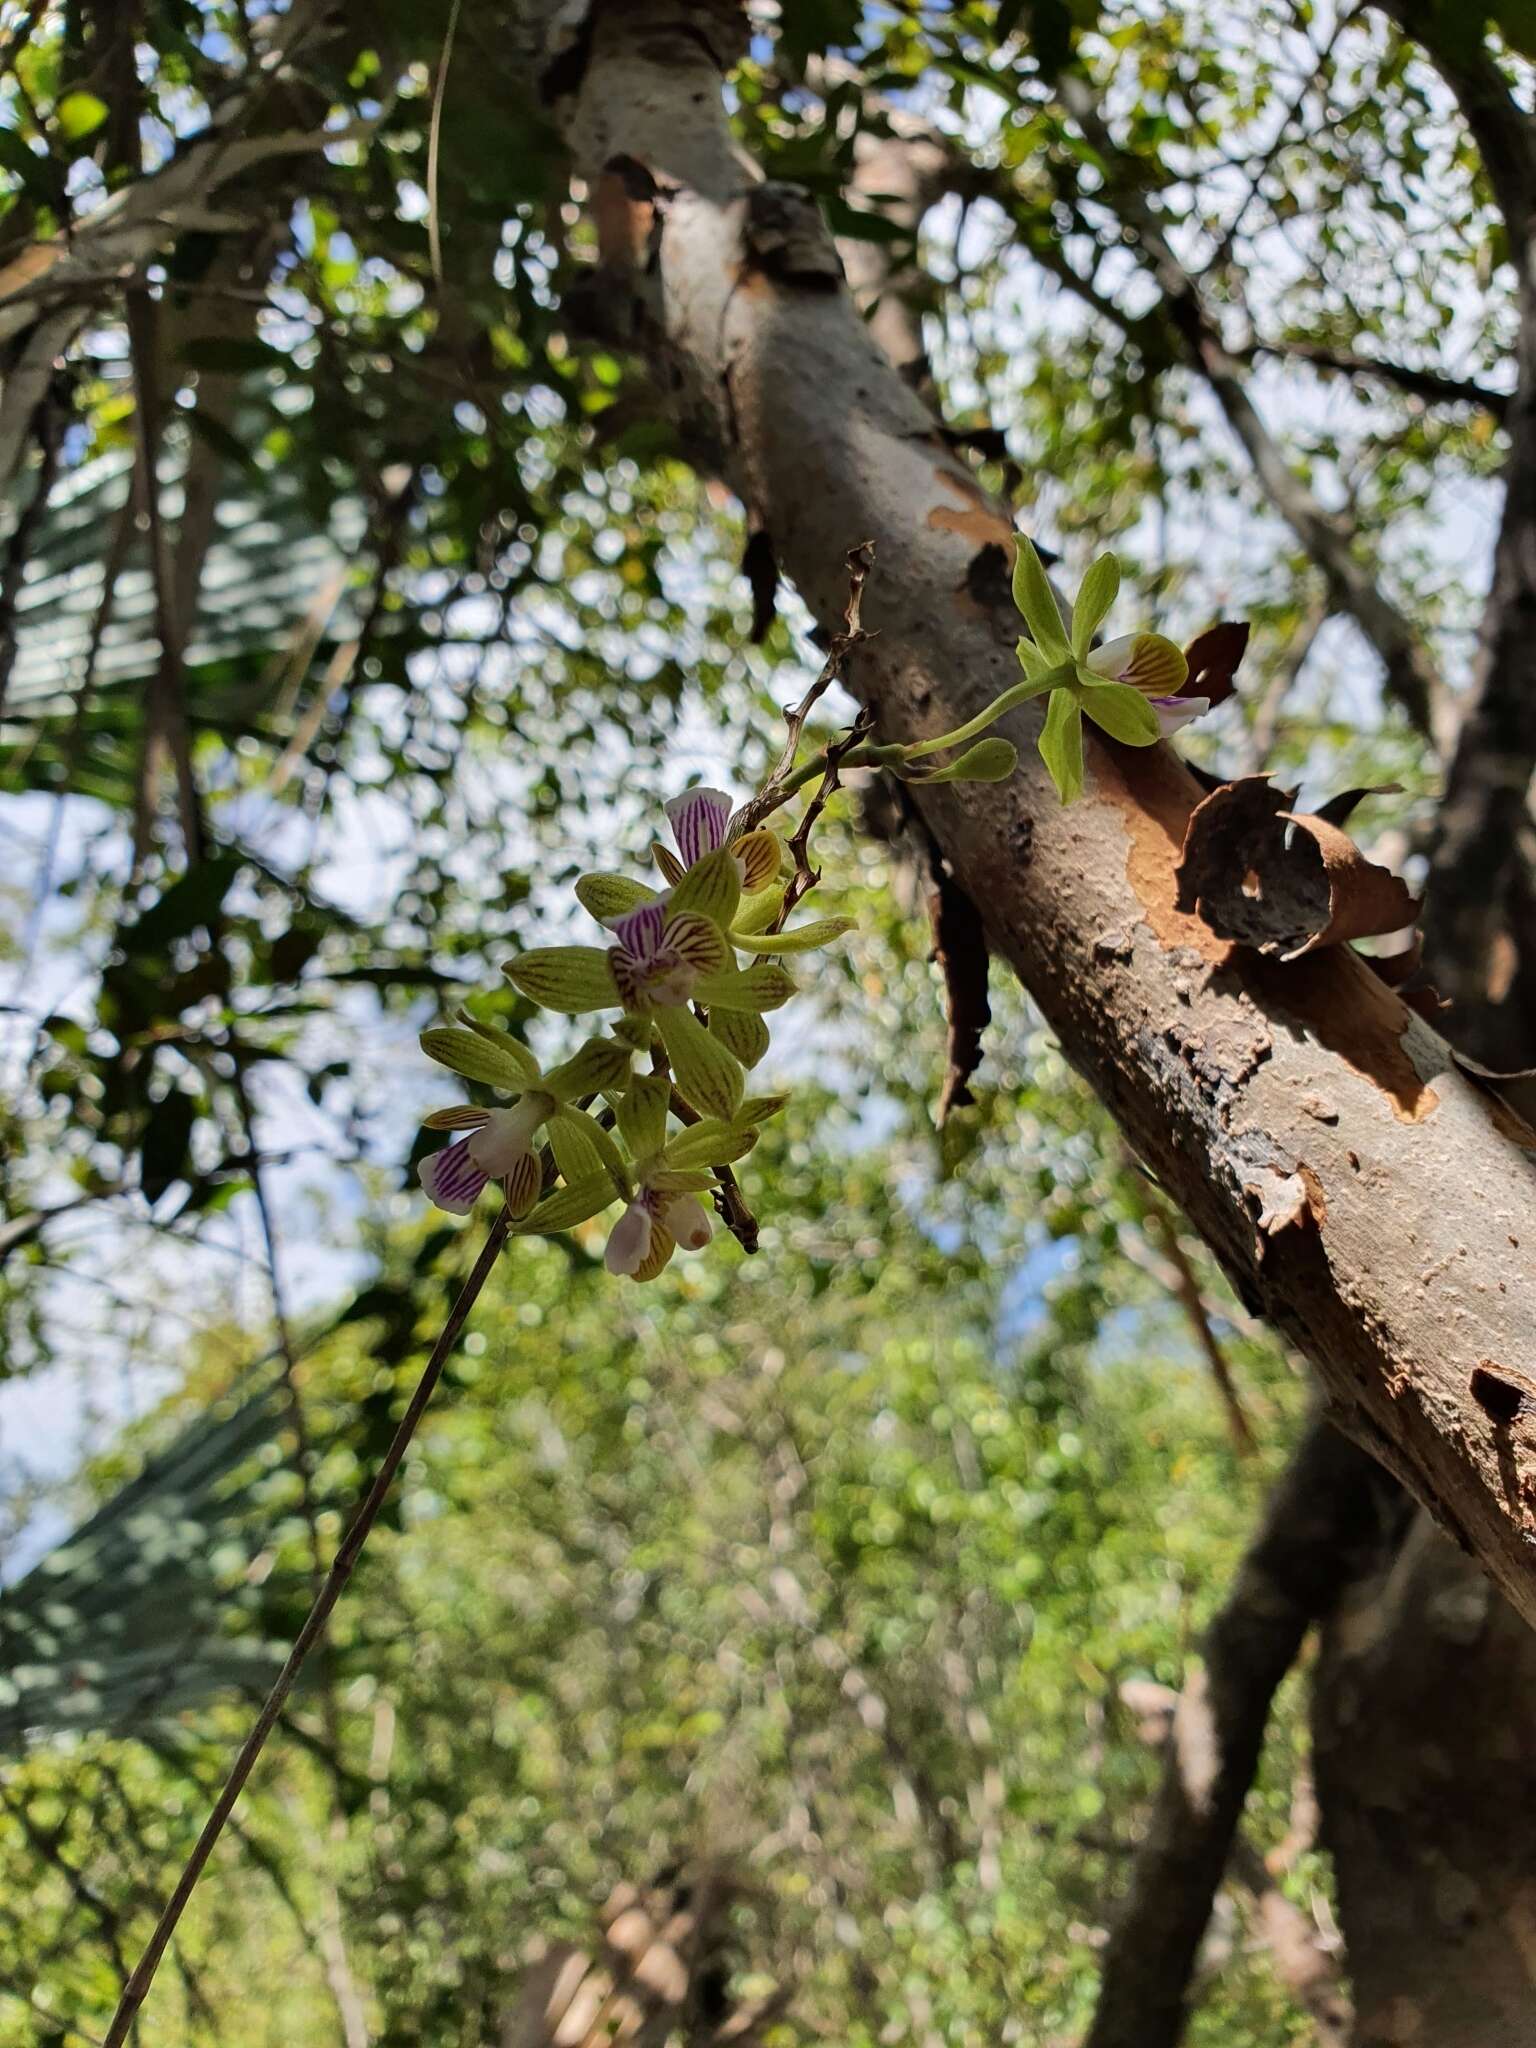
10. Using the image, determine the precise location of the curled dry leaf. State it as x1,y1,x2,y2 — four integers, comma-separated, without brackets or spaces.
1174,776,1420,960
1180,620,1250,708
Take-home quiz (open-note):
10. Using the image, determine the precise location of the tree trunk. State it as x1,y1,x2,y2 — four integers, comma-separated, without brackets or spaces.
1314,1515,1536,2046
522,0,1536,1627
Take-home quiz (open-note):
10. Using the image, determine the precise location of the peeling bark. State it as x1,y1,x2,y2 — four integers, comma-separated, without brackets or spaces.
522,0,1536,1629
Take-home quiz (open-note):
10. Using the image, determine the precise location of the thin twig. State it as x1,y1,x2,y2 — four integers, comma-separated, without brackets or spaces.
1138,1193,1258,1458
733,540,876,837
426,0,463,289
668,1085,758,1253
103,1207,513,2048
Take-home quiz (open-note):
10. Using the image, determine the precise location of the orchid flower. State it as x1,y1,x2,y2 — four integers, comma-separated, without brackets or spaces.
654,785,783,894
417,1023,630,1218
600,1073,779,1281
507,848,798,1118
1005,541,1219,803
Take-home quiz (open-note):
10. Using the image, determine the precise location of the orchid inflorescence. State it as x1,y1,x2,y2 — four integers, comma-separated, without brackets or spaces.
416,785,852,1281
415,545,1220,1273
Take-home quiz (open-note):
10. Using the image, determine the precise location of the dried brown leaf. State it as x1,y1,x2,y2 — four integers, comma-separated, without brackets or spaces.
1174,776,1419,959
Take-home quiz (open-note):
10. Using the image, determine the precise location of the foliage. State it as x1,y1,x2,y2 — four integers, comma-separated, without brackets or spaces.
0,0,1524,2040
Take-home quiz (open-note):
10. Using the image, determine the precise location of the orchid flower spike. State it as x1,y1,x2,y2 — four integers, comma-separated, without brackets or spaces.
417,1024,630,1218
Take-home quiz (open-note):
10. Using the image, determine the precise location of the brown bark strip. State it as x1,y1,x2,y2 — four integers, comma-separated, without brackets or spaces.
1087,1418,1393,2048
527,0,1536,1635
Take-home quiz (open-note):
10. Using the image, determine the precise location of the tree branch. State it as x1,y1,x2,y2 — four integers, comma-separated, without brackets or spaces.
523,0,1536,1642
1086,1418,1392,2048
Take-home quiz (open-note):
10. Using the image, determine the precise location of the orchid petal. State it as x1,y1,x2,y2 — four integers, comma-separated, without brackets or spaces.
611,902,669,969
667,848,742,930
1077,678,1162,746
1154,695,1211,734
419,1136,491,1216
737,1092,790,1124
1086,631,1189,698
648,1168,716,1195
693,963,795,1012
541,1035,632,1101
575,872,659,925
658,1006,745,1120
420,1026,538,1092
502,1149,543,1219
1070,552,1120,659
663,910,730,976
662,1194,713,1252
666,787,733,866
1012,535,1071,661
548,1105,628,1188
730,828,783,894
651,841,686,886
709,1008,769,1069
604,1200,653,1276
616,1072,671,1159
630,1219,677,1283
503,946,619,1015
522,1171,621,1233
663,1119,759,1170
421,1105,492,1131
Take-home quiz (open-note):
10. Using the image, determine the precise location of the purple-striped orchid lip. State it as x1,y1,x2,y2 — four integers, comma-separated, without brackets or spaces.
665,786,734,867
419,1134,490,1215
611,901,669,970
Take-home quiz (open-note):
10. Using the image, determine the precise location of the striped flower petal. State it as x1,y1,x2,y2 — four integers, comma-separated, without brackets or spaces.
666,786,733,866
730,828,782,894
420,1135,491,1215
502,1148,543,1219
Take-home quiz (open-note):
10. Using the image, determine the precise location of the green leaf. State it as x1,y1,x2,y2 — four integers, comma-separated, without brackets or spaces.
541,1036,631,1100
519,1172,619,1233
692,963,795,1012
667,847,742,929
575,872,658,923
663,1119,759,1170
56,92,108,142
729,916,854,954
1078,679,1161,746
420,1026,538,1091
503,946,618,1014
1038,688,1086,805
616,1072,670,1158
1071,553,1120,659
1011,537,1070,661
657,1007,745,1119
903,739,1017,786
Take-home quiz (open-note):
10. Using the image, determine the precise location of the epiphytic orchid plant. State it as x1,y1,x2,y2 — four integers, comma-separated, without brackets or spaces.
414,540,1239,1275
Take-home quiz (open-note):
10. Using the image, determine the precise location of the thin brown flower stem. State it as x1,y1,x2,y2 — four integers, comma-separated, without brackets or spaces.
102,1206,513,2048
733,540,877,836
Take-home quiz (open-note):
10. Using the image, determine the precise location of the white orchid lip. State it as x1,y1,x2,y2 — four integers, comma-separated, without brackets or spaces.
466,1095,550,1174
605,1198,654,1276
662,1192,713,1251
